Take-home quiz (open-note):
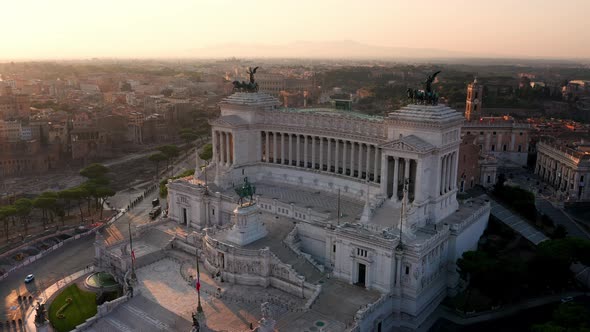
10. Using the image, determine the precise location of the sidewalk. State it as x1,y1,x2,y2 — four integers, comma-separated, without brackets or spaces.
23,267,94,332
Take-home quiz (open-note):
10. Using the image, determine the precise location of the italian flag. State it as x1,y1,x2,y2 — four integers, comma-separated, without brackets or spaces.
131,250,136,262
196,279,201,291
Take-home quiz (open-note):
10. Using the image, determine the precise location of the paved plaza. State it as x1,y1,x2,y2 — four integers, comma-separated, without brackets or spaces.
215,181,365,224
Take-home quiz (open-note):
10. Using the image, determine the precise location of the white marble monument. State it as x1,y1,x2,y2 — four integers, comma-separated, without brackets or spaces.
226,202,268,246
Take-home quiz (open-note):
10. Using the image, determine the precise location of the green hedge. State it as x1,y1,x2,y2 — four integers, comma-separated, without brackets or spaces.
49,284,97,332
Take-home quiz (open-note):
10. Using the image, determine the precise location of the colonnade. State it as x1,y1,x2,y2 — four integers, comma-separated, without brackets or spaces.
213,130,234,167
439,152,457,195
260,131,381,183
535,152,576,192
380,156,418,202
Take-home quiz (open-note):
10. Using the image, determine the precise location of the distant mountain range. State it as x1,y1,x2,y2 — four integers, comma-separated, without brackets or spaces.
185,40,499,60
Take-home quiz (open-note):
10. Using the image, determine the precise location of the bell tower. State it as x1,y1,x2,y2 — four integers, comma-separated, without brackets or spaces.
465,78,483,121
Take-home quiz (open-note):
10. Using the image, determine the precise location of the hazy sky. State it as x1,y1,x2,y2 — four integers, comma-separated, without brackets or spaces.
3,0,589,60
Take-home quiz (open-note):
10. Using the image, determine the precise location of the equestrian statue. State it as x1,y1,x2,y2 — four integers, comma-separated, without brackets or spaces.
235,177,256,206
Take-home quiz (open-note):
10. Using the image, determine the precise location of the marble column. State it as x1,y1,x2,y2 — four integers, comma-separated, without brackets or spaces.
342,141,348,175
392,157,399,201
365,144,371,180
452,152,457,190
373,147,379,183
404,158,410,182
220,132,226,165
265,131,270,162
281,133,286,164
446,154,452,192
319,137,324,170
415,160,423,201
304,136,308,168
273,132,278,164
327,138,332,172
212,130,218,163
380,154,388,194
312,136,316,169
226,132,231,166
440,155,446,194
350,142,355,177
288,134,293,166
296,134,301,167
334,139,340,173
229,133,234,165
358,143,363,179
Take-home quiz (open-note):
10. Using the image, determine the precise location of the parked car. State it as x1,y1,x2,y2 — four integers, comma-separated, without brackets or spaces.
152,198,160,207
561,296,574,303
24,274,35,283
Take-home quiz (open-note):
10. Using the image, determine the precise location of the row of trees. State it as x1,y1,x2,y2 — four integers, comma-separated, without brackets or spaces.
457,237,590,307
0,164,115,240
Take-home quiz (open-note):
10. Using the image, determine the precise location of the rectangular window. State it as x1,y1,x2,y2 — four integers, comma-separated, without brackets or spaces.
491,145,495,151
487,175,491,183
503,145,507,151
212,208,215,216
518,145,522,152
333,245,336,252
405,266,410,274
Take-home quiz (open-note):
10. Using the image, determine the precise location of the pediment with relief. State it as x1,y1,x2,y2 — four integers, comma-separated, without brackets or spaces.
380,135,435,153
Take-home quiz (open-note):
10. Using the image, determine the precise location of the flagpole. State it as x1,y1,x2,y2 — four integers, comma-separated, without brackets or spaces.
196,247,203,313
128,218,136,279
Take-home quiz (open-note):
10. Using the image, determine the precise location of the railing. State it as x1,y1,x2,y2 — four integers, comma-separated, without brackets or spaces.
348,294,389,331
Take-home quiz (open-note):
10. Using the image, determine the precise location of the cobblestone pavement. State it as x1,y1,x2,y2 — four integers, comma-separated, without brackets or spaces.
90,258,308,331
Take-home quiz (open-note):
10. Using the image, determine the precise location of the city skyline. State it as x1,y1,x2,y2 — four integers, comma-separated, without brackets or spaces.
2,0,590,60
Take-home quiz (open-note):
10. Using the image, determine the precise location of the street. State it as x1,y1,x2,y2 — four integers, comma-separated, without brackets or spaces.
0,188,158,323
0,146,195,323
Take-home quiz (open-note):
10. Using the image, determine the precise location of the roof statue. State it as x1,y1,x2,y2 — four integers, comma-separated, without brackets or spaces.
232,66,259,93
406,71,441,106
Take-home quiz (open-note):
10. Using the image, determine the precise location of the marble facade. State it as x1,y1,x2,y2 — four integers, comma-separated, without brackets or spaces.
167,92,490,331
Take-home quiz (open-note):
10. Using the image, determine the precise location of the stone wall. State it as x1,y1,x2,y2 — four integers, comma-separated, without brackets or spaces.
202,234,318,303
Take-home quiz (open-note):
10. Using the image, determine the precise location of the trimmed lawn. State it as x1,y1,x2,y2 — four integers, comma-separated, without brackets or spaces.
48,284,97,332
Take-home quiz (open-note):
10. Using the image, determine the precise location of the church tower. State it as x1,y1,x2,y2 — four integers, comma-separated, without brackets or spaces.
465,78,483,121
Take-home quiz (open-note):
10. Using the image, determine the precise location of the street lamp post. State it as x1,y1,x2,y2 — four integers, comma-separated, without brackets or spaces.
196,247,203,313
128,219,136,280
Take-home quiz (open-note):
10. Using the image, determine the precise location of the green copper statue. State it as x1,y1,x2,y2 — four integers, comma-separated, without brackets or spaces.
235,177,256,206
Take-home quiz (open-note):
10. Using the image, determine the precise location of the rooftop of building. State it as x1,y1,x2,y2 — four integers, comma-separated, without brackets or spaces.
279,107,383,122
388,104,464,125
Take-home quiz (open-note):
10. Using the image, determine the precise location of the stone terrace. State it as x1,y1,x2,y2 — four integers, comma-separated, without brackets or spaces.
216,181,365,224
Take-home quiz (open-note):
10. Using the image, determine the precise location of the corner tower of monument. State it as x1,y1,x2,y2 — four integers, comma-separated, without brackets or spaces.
383,103,464,226
212,92,280,187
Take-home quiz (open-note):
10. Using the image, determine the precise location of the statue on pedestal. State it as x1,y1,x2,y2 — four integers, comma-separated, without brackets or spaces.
34,302,47,326
258,302,276,332
234,177,256,206
190,312,200,332
406,71,441,106
232,67,259,93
